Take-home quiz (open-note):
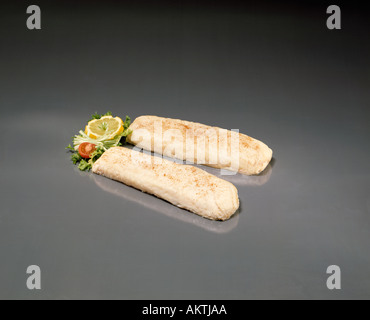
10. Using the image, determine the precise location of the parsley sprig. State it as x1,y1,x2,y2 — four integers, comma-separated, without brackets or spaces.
90,111,112,121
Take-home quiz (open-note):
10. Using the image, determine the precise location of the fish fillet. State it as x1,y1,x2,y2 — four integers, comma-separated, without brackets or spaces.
127,115,273,175
92,147,239,221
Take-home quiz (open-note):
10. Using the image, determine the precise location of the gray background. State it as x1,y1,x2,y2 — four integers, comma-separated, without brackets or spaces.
0,1,369,299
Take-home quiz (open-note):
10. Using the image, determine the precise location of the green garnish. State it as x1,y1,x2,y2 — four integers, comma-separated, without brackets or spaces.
78,159,91,171
90,111,112,121
71,152,82,165
66,112,132,171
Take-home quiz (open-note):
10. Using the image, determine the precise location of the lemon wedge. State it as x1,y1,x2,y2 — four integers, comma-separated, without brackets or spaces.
85,116,124,140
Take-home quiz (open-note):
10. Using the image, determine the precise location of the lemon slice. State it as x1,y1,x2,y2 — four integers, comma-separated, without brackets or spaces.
85,116,124,140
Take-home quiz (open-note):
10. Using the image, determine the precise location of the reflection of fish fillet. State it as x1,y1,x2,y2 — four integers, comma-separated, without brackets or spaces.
127,116,273,175
92,147,239,221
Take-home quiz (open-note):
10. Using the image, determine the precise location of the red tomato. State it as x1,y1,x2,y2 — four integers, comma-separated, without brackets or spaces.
78,142,96,159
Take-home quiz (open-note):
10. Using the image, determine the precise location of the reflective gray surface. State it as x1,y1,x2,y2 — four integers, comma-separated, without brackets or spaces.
0,1,369,299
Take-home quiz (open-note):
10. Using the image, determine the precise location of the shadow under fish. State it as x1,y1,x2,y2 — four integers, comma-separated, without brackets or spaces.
194,162,273,186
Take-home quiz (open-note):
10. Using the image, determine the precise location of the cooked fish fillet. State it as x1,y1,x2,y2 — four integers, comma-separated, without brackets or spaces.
92,147,239,221
127,116,273,175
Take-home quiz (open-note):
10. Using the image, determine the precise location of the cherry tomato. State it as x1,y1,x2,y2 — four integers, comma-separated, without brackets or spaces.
78,142,96,159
